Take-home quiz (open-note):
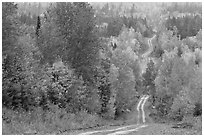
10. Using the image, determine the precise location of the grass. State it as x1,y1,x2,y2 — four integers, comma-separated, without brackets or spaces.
2,106,202,135
130,115,202,135
2,106,110,135
128,122,202,135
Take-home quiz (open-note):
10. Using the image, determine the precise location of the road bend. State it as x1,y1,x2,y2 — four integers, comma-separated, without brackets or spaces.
78,94,150,135
140,35,156,74
78,34,155,135
142,35,156,58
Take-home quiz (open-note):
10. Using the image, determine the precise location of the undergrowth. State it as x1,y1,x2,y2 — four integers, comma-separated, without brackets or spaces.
2,106,109,135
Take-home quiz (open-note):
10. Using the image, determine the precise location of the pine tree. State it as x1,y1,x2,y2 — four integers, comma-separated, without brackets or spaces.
142,59,157,95
53,2,100,84
36,16,41,37
2,2,19,55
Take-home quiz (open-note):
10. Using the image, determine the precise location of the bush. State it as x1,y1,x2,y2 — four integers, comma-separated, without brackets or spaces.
2,106,106,135
193,116,202,131
182,116,202,131
34,61,102,114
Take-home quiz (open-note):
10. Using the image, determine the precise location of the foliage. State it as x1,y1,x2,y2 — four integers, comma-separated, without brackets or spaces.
2,34,40,110
142,59,157,108
37,2,101,84
2,107,106,135
37,13,61,64
166,14,202,39
106,17,123,37
18,12,38,26
96,59,111,114
154,31,202,120
166,2,202,14
182,31,202,51
2,2,202,134
142,59,157,95
2,2,39,110
2,2,19,55
97,16,152,38
170,88,195,121
110,27,141,116
34,61,101,114
106,64,119,118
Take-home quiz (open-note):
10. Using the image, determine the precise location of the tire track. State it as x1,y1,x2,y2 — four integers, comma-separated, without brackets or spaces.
141,95,150,123
108,125,148,135
78,94,150,135
140,35,156,74
137,95,145,124
79,95,150,135
78,124,139,135
142,35,156,58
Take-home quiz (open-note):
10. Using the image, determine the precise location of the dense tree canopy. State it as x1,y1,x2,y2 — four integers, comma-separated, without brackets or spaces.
2,3,202,131
38,2,100,84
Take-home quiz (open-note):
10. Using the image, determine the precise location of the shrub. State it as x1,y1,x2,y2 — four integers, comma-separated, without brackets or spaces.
182,116,202,131
2,105,105,135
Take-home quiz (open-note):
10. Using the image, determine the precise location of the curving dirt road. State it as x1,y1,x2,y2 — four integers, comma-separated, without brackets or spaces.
140,35,156,74
142,35,156,58
77,94,150,135
141,95,150,123
64,34,201,135
77,35,156,135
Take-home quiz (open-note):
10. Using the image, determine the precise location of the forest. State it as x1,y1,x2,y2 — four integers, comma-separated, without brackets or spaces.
2,2,202,134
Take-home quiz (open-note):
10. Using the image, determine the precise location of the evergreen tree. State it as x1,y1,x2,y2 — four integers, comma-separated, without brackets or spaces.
142,59,157,106
36,16,41,37
2,2,19,55
53,2,100,84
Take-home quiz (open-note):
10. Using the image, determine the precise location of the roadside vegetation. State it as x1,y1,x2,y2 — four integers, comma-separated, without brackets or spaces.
2,2,202,134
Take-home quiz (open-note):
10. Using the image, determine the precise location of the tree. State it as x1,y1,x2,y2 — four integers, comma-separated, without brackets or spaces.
165,14,202,39
101,3,109,16
105,64,119,118
109,27,141,117
106,17,123,37
2,2,21,109
154,48,179,117
36,16,41,37
142,59,157,93
170,64,202,120
42,2,100,84
142,59,157,107
2,2,19,56
154,34,202,120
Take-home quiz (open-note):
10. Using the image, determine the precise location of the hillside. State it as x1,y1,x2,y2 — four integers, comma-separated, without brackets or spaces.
2,2,202,135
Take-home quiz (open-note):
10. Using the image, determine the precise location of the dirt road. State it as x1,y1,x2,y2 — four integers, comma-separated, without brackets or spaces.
77,94,150,135
140,35,156,74
77,124,148,135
